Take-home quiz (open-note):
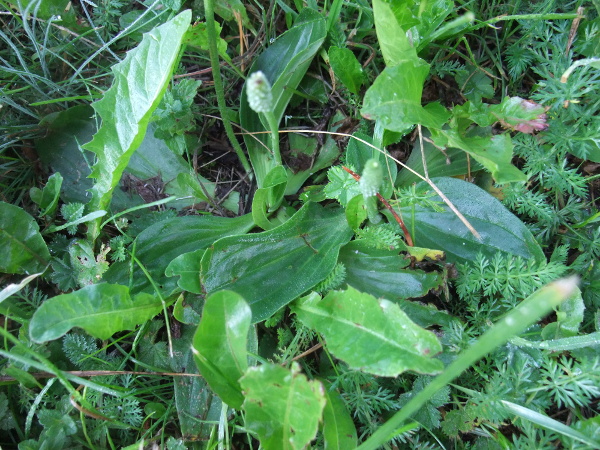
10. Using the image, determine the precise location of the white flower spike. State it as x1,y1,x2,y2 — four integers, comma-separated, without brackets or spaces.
246,71,273,113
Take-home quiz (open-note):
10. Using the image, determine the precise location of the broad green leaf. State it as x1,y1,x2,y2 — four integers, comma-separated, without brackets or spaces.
84,10,191,241
328,46,364,95
345,195,367,231
0,202,50,274
192,291,251,408
106,213,254,295
338,241,443,299
240,8,326,187
29,284,162,343
171,324,223,440
430,129,526,184
362,61,450,134
396,129,482,186
322,386,358,449
30,172,62,217
200,202,353,322
396,177,545,263
173,294,200,325
240,362,326,450
251,165,288,229
292,287,443,376
372,0,418,67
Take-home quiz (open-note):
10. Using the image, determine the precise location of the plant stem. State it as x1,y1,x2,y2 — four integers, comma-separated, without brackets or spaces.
357,276,579,450
265,111,282,165
204,0,252,175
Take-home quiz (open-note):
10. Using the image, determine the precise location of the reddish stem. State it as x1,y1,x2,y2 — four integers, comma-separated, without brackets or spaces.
342,166,414,247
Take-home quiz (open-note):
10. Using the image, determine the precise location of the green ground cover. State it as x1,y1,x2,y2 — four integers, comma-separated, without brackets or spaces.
1,0,599,448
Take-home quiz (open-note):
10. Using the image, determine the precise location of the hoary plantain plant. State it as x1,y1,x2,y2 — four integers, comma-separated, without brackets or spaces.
1,0,599,448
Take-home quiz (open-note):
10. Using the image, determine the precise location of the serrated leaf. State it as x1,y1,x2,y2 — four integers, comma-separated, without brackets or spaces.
0,202,50,274
83,10,191,240
200,202,353,322
362,60,450,134
240,362,326,450
397,177,545,263
338,241,442,299
292,286,444,376
323,166,362,206
490,96,549,134
192,291,251,409
29,284,162,343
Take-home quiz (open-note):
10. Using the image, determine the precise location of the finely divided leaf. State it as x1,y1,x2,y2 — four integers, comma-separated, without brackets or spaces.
292,287,444,376
84,10,191,240
30,284,162,342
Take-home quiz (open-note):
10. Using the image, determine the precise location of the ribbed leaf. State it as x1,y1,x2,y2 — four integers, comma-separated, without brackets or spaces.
30,284,162,342
292,288,443,376
240,362,326,450
192,291,251,409
200,202,353,322
84,10,191,240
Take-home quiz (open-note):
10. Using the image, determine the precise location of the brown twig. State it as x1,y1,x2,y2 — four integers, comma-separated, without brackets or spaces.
290,342,323,362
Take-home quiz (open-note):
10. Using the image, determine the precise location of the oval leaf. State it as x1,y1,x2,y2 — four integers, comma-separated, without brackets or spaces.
106,213,254,295
362,59,450,133
0,202,50,274
200,202,353,322
240,362,326,450
398,177,545,263
192,290,251,409
292,287,443,376
30,284,162,343
339,240,443,299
